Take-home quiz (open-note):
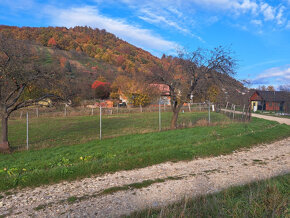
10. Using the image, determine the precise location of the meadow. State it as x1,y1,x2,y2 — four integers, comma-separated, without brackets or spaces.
7,110,225,150
0,111,290,191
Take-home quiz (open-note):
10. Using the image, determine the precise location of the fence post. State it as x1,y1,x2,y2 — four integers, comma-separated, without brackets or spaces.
26,112,29,150
64,105,67,117
199,103,201,111
100,105,102,140
242,104,245,120
91,108,94,116
233,105,236,119
140,104,142,113
159,98,161,131
188,103,191,112
230,104,233,118
36,108,39,118
208,100,211,124
225,102,229,110
20,111,23,119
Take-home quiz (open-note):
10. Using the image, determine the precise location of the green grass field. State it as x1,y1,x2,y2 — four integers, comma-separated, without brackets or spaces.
0,111,289,191
128,174,290,218
7,111,227,150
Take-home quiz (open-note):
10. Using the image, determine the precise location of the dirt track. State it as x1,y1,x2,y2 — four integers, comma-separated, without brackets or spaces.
222,109,290,125
1,137,289,218
251,113,290,125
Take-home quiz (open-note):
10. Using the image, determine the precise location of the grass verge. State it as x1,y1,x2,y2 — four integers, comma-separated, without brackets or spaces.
127,174,290,218
0,117,289,192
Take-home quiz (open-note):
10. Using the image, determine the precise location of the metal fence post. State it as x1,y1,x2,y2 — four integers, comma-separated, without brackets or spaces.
233,105,236,119
26,112,29,150
242,104,245,120
208,100,211,124
159,98,161,131
100,105,102,140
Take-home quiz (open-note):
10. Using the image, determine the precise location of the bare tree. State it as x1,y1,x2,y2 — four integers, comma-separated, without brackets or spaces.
0,34,63,152
151,46,236,128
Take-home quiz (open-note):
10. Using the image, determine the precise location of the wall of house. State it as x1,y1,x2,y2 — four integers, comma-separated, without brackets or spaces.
251,101,258,110
265,102,280,111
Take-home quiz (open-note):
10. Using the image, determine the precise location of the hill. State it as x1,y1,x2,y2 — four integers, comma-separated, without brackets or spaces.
0,25,249,105
0,25,159,78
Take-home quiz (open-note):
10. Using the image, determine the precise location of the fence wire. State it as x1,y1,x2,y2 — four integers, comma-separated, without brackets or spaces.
5,102,249,151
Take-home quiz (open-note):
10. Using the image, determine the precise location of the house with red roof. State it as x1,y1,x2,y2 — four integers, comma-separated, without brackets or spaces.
150,83,171,105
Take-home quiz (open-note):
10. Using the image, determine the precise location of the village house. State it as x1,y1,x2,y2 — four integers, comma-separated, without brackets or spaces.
150,83,171,105
250,90,290,112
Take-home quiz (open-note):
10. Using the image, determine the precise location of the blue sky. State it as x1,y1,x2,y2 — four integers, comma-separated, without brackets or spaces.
0,0,290,88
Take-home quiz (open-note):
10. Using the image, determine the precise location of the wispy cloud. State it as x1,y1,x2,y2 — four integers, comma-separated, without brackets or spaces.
260,2,275,21
138,8,204,43
251,65,290,85
251,19,262,26
138,8,189,34
0,0,35,10
186,0,258,14
240,59,285,72
287,20,290,29
46,6,178,55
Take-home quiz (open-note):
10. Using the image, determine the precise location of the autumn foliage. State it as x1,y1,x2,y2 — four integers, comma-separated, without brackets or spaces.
0,25,159,77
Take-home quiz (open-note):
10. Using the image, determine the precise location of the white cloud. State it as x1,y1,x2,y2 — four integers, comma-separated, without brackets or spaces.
276,6,286,25
167,7,183,17
186,0,258,14
252,65,290,85
138,8,189,34
260,3,275,21
287,21,290,29
138,8,204,42
251,19,262,26
47,6,178,55
0,0,35,10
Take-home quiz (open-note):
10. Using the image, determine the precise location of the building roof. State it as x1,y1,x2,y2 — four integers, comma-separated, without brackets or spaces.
255,91,290,102
150,83,170,96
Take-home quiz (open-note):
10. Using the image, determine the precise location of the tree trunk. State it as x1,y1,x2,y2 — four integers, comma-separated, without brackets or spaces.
0,115,10,153
171,110,179,129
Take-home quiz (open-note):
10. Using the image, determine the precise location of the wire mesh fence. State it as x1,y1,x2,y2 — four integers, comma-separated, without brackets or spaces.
5,101,249,151
217,102,252,122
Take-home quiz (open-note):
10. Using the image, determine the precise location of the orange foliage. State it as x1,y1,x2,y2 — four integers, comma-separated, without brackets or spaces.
0,25,160,78
47,37,57,47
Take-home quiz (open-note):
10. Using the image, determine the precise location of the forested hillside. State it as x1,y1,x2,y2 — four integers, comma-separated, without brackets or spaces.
0,25,159,78
0,25,248,105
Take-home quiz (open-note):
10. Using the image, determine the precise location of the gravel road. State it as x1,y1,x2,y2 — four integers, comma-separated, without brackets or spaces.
251,113,290,125
1,137,289,218
222,109,290,125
